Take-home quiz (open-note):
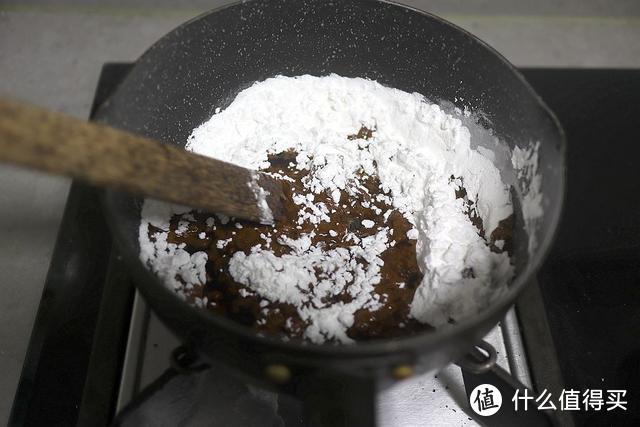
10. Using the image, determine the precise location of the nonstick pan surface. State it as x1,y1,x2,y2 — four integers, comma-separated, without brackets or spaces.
97,0,565,401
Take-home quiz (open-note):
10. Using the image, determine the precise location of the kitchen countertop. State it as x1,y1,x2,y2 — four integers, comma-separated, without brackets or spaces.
1,1,639,424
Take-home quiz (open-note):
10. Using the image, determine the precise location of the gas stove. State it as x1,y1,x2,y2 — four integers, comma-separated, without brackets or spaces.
9,64,640,426
112,291,531,426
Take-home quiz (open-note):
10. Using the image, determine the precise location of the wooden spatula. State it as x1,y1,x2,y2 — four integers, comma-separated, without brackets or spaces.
0,98,285,224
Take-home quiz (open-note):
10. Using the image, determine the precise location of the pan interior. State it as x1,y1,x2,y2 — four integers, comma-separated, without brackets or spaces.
97,0,564,351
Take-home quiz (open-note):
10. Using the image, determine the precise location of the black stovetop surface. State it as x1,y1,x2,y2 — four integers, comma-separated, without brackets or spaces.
9,66,640,427
526,69,640,426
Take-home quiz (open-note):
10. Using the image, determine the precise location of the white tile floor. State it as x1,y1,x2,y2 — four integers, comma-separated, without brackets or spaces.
1,1,639,423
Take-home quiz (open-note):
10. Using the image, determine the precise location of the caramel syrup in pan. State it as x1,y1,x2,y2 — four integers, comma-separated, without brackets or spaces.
153,128,513,343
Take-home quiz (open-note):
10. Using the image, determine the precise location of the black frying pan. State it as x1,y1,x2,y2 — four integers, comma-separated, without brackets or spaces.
96,0,566,425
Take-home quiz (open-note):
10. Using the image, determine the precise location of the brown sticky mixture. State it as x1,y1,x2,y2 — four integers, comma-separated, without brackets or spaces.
153,127,513,342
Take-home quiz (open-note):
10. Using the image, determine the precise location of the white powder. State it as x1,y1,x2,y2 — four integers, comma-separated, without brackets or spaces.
216,238,232,249
406,228,419,240
140,75,518,342
247,171,274,224
230,229,388,343
511,142,543,254
139,200,208,294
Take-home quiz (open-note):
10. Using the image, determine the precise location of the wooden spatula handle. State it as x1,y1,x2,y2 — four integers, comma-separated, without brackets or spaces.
0,98,284,224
